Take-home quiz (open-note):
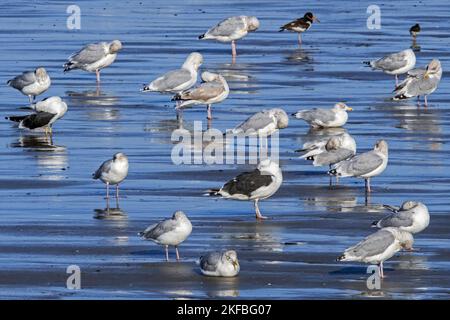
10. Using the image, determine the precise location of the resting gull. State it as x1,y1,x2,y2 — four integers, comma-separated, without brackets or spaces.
297,132,356,167
199,16,260,58
206,159,282,220
63,40,122,83
7,67,51,103
139,211,192,261
92,152,129,200
141,52,203,101
227,108,289,136
200,250,240,277
6,96,67,135
337,227,414,278
373,201,430,234
292,102,353,128
329,140,388,193
393,59,442,107
279,12,320,46
172,71,229,120
364,49,416,86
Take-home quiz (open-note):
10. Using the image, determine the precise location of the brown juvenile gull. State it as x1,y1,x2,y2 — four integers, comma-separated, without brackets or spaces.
200,250,240,277
7,67,51,103
393,59,442,107
329,140,388,193
373,201,430,235
139,211,192,261
292,102,353,128
6,96,67,135
227,108,289,137
206,159,282,220
92,152,129,200
172,71,229,120
364,49,416,86
63,40,123,83
337,227,414,278
279,12,320,46
199,16,260,58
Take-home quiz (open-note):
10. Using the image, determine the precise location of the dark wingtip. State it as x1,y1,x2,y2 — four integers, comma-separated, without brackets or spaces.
198,34,205,40
336,255,345,262
363,61,371,66
328,169,337,176
371,221,378,227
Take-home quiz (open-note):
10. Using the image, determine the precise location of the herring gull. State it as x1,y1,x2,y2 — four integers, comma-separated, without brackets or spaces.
292,102,353,128
200,250,240,277
7,67,51,103
93,152,129,200
227,108,289,136
206,159,282,220
63,40,122,83
139,211,192,261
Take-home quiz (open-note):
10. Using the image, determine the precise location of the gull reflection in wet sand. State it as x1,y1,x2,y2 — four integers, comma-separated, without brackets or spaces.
10,134,68,180
211,63,257,95
66,89,120,121
94,202,127,221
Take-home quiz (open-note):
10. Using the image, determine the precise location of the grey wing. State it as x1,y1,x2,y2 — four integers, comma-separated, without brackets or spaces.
401,75,440,96
151,69,192,91
302,109,336,124
314,148,354,166
93,159,112,179
181,82,224,101
378,211,413,228
207,17,245,37
8,71,36,89
140,219,177,240
348,230,395,258
200,251,222,272
235,111,274,133
339,151,383,176
69,43,107,65
374,51,408,71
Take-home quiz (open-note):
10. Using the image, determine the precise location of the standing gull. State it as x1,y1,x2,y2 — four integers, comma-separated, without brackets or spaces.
141,52,203,99
200,250,240,277
6,96,67,135
292,102,353,128
139,211,192,261
364,49,416,86
279,12,320,46
63,40,123,83
337,227,414,278
206,159,282,220
199,16,260,59
297,133,356,168
328,140,388,193
7,67,51,103
393,59,442,107
227,108,289,136
92,152,129,200
172,71,229,120
373,201,430,234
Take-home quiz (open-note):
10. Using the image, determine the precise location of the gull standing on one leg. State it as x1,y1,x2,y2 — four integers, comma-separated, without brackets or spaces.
92,152,129,200
279,12,320,46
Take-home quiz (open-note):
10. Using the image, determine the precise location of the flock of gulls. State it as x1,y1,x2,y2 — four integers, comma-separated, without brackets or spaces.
4,12,440,280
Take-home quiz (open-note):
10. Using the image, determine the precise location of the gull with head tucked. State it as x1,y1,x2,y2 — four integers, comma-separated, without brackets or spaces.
293,102,353,128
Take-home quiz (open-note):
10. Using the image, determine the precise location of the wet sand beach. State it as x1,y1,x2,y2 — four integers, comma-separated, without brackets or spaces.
0,0,449,299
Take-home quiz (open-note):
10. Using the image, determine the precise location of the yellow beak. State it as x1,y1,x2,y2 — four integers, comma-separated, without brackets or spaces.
346,107,353,111
232,260,239,270
424,71,430,79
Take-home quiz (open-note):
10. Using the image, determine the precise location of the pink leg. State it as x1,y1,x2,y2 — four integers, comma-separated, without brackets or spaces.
96,70,100,83
379,262,384,278
106,182,110,199
298,33,302,46
175,246,180,261
424,95,428,107
165,245,169,262
206,104,212,120
231,41,237,58
365,178,371,193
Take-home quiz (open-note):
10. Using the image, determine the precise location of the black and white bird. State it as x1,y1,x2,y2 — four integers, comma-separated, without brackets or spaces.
337,227,414,278
6,96,67,135
92,152,129,200
139,211,192,261
207,159,282,220
199,16,260,59
373,201,430,234
200,250,240,277
279,12,320,46
364,49,416,86
7,67,51,103
393,59,442,107
63,40,122,83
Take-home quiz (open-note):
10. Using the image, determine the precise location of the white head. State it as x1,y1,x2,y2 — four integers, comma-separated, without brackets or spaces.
222,250,239,270
424,59,442,79
390,229,414,250
333,102,353,112
172,210,188,221
113,152,128,163
325,136,342,151
245,16,260,32
109,40,123,54
35,67,48,80
257,159,280,175
183,52,203,71
373,139,388,156
271,108,289,129
400,200,419,211
201,71,219,82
